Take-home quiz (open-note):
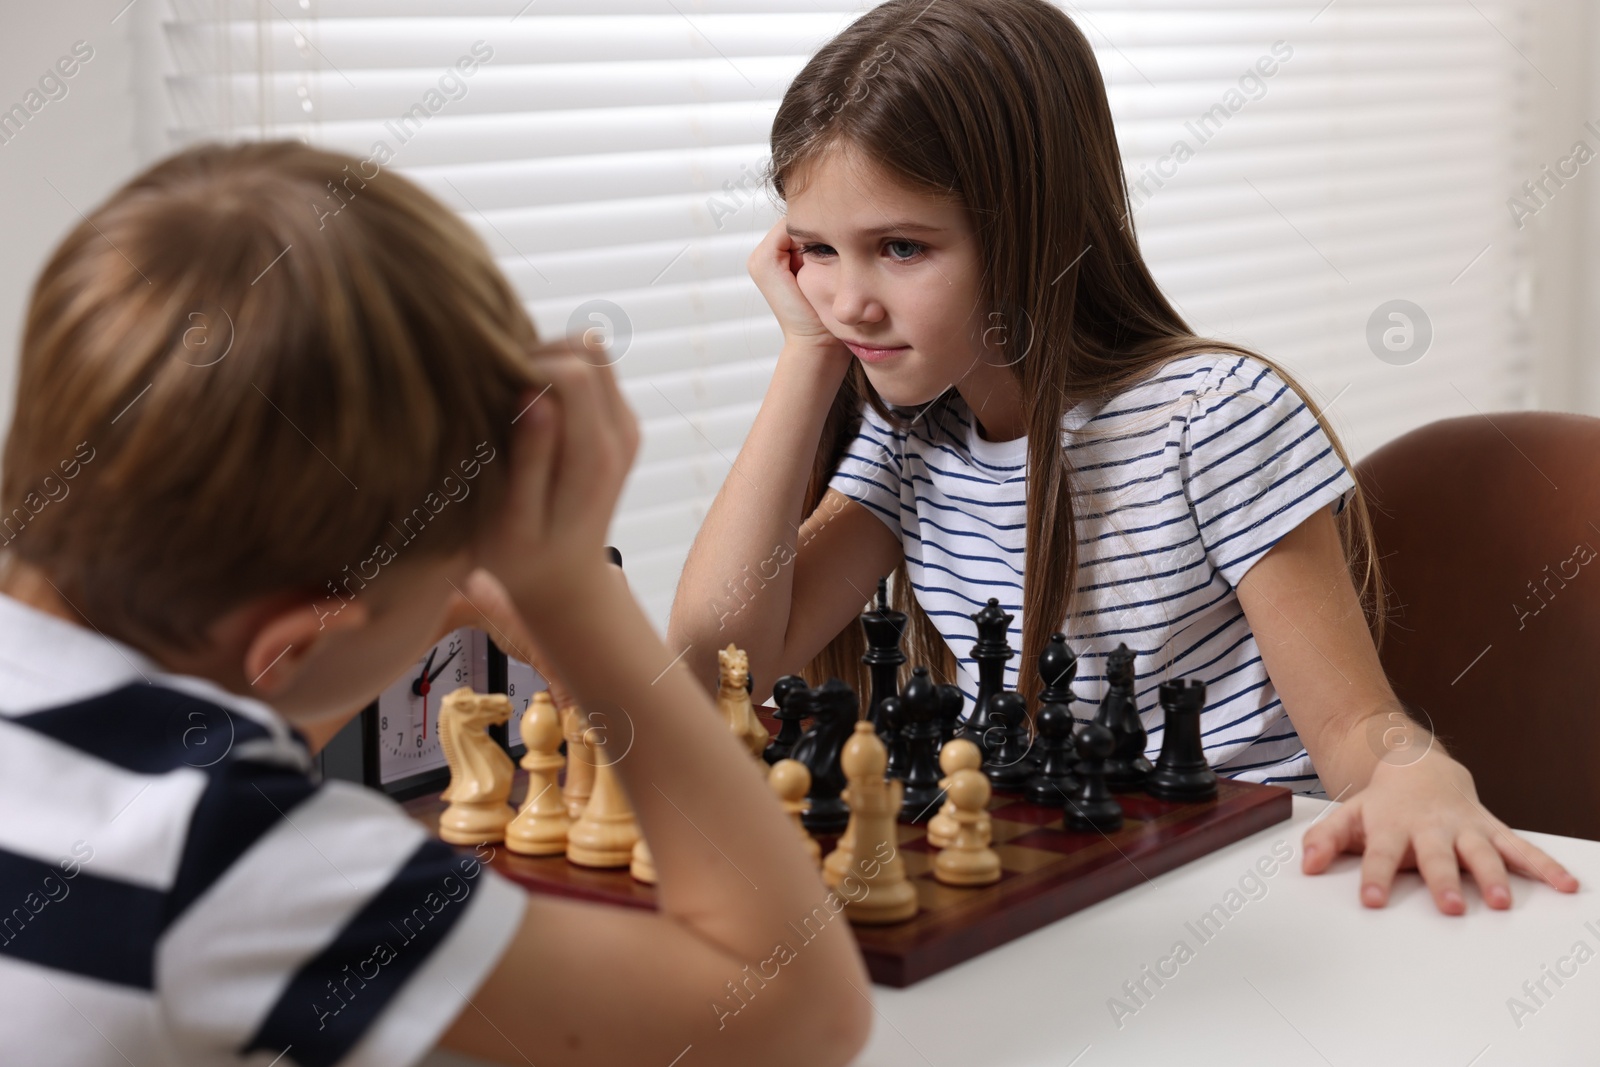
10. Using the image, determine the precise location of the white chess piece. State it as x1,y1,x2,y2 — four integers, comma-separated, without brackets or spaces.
438,690,515,846
933,768,1001,887
505,692,570,856
840,722,918,925
927,738,983,849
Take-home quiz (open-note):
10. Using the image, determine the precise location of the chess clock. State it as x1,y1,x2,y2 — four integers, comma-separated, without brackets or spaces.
317,629,550,800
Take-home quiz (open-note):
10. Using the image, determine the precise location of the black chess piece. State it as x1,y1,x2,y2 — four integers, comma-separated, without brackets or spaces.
860,576,908,740
1025,699,1080,805
879,696,908,780
1145,679,1218,802
981,691,1034,790
955,598,1014,759
1094,643,1151,792
935,683,964,746
895,667,944,823
1063,721,1123,833
1025,633,1078,769
763,674,810,766
790,678,857,834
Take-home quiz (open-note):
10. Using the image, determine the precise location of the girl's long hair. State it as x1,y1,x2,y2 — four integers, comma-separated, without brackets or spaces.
771,0,1386,712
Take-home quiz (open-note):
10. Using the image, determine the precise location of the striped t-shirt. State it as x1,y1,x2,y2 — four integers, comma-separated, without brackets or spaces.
0,590,524,1066
828,353,1357,795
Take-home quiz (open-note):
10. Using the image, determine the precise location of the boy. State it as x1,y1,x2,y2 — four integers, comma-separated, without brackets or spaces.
0,141,871,1066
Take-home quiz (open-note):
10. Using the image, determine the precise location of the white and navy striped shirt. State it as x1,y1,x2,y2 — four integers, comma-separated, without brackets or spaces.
829,353,1356,795
0,591,523,1066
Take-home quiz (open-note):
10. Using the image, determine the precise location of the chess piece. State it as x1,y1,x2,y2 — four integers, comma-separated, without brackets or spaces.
935,682,964,746
1094,643,1151,791
861,576,908,738
896,668,945,823
1029,633,1079,767
822,790,857,891
880,696,908,780
763,675,810,765
1024,698,1080,806
840,722,919,925
933,768,1002,887
791,678,856,834
438,689,516,845
1064,721,1124,833
566,733,641,868
981,690,1034,790
560,703,597,819
769,759,822,866
1146,679,1218,802
927,738,984,848
717,644,770,759
505,692,571,856
630,838,656,884
956,598,1014,761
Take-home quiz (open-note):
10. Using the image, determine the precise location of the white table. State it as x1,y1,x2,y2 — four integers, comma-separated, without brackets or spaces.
854,797,1600,1067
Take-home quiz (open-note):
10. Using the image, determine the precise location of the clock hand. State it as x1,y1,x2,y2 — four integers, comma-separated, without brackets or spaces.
413,647,438,697
427,645,461,685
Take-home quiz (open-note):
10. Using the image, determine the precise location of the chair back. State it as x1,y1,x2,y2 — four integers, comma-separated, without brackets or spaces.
1356,411,1600,840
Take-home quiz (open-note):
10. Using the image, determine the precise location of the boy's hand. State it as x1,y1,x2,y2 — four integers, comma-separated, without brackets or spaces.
474,334,639,613
1300,747,1580,913
436,567,575,708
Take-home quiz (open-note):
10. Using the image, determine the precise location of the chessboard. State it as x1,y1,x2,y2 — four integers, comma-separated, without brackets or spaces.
402,766,1290,988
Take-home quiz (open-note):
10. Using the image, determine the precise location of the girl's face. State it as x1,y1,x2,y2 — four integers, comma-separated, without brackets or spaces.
785,145,1020,429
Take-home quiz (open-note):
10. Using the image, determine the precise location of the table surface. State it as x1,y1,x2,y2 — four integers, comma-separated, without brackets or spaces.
425,798,1600,1067
854,797,1599,1067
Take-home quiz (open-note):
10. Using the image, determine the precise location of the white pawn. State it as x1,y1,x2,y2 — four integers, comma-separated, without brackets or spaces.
933,768,1001,887
840,722,918,925
769,759,822,867
566,728,640,869
504,692,570,856
927,738,983,849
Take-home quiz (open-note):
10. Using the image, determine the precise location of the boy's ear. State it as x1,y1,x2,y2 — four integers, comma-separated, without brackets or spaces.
243,594,372,696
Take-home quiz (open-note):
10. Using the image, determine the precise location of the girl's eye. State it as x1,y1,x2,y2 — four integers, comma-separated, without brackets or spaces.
886,239,924,261
798,243,836,258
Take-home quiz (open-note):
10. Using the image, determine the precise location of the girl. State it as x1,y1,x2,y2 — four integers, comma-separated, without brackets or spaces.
670,0,1577,915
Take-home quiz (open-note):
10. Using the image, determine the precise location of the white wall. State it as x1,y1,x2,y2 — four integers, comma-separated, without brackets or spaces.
0,2,1594,440
0,0,167,434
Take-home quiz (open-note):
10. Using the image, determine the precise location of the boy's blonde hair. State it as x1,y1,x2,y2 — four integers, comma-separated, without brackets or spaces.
2,140,539,651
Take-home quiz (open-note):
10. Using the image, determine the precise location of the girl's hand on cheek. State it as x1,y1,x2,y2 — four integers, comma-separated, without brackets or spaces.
748,219,847,359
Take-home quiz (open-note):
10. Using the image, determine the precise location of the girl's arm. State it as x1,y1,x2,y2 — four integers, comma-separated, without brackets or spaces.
668,221,901,700
1236,505,1579,913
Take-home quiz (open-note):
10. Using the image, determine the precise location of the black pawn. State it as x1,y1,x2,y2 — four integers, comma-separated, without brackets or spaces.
762,674,810,766
956,598,1014,760
1028,633,1079,768
935,683,964,746
790,678,856,834
880,696,907,780
1025,700,1080,806
1063,721,1123,833
860,576,908,741
895,667,944,823
981,691,1034,790
1095,643,1151,792
1146,680,1218,802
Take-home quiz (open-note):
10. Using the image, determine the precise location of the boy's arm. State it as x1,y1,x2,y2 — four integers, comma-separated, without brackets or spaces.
1235,505,1578,913
438,566,872,1067
438,333,868,1065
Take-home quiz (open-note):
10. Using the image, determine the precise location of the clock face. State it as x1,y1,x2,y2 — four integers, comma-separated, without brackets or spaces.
503,653,547,755
375,628,488,788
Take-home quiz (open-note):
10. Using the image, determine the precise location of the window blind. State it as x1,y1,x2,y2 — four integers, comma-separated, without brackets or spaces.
161,0,1531,633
